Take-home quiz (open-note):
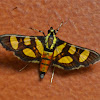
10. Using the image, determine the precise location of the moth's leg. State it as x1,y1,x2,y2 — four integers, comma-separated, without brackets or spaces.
19,64,29,72
30,27,45,36
51,67,55,83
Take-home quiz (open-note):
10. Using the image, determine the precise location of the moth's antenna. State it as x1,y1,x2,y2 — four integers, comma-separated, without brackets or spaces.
55,20,68,34
51,67,55,83
30,27,45,36
19,63,29,72
55,22,63,34
47,23,50,28
46,18,51,28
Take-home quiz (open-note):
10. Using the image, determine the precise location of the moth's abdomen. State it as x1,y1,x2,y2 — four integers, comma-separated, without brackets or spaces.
40,51,53,79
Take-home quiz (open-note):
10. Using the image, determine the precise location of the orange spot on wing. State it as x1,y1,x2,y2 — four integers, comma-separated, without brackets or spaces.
33,47,36,50
20,38,22,42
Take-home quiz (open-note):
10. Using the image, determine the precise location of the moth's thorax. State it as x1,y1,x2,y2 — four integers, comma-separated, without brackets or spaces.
45,32,57,50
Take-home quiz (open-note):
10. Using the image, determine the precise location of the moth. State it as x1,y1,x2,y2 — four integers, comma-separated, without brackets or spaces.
0,22,100,79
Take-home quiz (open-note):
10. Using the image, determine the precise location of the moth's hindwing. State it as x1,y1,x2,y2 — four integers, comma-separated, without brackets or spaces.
53,39,100,70
0,34,45,63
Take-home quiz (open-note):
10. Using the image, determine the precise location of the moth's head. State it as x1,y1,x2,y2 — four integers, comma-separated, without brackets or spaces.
48,27,56,36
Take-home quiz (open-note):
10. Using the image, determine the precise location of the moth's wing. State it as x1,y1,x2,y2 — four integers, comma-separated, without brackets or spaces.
0,34,45,63
53,38,100,70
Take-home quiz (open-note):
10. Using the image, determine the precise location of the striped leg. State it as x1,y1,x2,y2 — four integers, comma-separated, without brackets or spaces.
51,67,55,83
19,64,29,72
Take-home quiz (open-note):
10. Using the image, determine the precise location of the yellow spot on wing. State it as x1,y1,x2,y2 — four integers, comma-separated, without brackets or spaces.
10,36,18,50
23,48,36,57
24,36,31,45
58,56,73,63
35,37,44,55
53,43,66,57
79,50,90,62
68,45,76,54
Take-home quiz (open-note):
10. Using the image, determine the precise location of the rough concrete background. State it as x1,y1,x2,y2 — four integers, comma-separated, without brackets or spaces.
0,0,100,100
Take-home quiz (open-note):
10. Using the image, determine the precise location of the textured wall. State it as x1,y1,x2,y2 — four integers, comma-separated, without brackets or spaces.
0,0,100,100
